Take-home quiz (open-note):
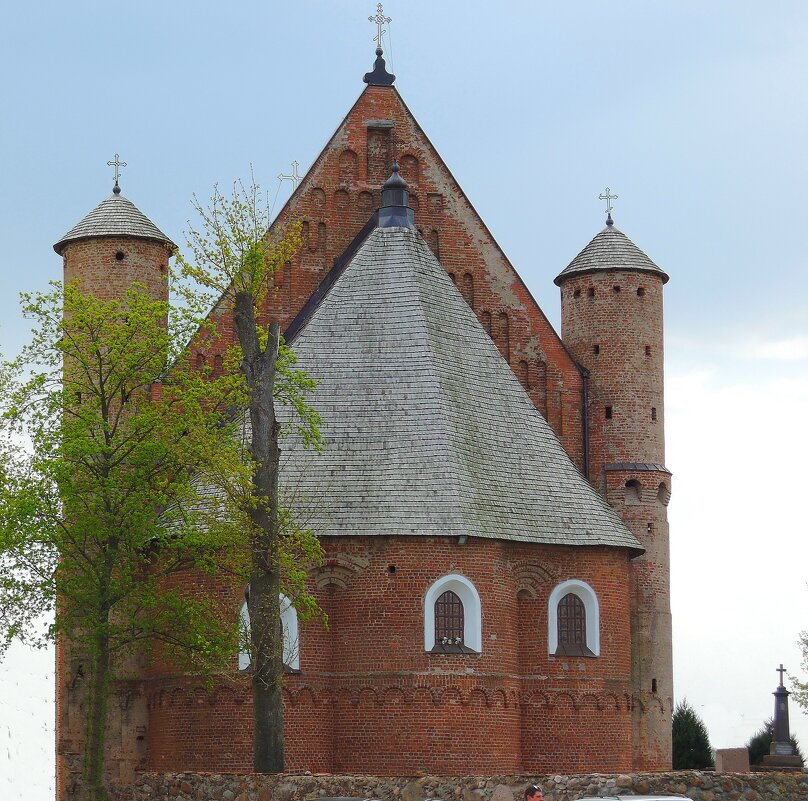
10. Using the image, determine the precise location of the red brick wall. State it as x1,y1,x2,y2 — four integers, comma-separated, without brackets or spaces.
61,237,171,305
142,536,635,775
558,270,665,483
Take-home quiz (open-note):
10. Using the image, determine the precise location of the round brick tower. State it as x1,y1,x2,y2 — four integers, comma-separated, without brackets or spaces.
54,181,174,304
52,180,175,797
555,214,673,770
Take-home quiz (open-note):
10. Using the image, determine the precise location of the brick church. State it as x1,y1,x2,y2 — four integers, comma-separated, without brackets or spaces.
54,37,673,790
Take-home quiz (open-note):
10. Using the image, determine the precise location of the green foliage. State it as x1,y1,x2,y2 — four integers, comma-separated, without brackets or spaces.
795,632,808,713
175,175,325,627
746,718,805,766
0,172,324,793
0,282,250,665
176,175,325,772
0,280,261,799
672,699,714,769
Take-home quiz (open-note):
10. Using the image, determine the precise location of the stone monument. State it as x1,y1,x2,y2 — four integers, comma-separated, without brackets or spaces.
761,664,803,769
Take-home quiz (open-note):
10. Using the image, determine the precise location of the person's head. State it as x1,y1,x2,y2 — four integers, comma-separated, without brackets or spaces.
525,785,543,801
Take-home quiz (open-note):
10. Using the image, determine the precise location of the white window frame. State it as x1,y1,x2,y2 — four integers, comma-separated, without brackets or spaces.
423,573,482,653
547,579,600,657
239,593,299,671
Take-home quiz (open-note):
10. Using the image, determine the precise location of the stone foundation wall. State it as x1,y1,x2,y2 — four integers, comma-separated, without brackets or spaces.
109,770,808,801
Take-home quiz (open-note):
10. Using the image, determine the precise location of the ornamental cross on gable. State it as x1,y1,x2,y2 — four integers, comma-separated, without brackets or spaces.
278,161,302,189
369,3,392,49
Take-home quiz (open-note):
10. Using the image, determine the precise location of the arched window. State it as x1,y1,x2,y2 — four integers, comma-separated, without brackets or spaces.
239,593,299,672
424,574,481,653
625,479,641,505
548,579,599,657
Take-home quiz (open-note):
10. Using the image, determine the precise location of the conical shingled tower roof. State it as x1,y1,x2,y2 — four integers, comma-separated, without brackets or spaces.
554,222,668,285
54,192,175,254
280,225,643,554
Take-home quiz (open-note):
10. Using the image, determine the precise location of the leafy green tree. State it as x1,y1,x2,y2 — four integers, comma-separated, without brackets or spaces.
746,718,805,766
672,698,714,769
0,283,251,801
177,177,323,773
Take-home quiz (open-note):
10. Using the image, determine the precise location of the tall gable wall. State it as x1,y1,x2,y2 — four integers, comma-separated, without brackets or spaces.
191,85,586,470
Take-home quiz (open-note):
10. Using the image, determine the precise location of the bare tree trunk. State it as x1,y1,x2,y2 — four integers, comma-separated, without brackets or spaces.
235,292,285,773
80,630,111,801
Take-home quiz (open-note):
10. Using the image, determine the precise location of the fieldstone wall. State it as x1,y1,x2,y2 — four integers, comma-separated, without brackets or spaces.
109,771,808,801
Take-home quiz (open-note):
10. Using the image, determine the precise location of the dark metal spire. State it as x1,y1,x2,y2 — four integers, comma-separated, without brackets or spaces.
364,4,395,85
378,162,414,229
364,47,396,86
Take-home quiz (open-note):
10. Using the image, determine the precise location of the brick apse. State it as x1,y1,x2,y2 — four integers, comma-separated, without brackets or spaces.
54,43,673,794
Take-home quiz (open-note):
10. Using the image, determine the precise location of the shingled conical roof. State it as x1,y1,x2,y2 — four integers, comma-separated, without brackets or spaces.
280,225,643,553
554,222,668,285
54,192,175,254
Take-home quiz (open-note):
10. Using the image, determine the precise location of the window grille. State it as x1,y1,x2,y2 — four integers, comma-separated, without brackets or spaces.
556,592,593,656
435,590,464,646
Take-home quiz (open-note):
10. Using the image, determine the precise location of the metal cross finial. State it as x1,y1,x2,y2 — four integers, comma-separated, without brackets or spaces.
777,664,787,686
278,161,302,189
599,187,618,217
369,3,392,50
107,153,127,193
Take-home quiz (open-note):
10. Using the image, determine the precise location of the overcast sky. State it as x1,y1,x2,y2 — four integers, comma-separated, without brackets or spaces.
2,2,807,797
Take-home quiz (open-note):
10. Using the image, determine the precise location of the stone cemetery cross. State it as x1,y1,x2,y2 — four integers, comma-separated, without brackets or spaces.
107,153,127,194
771,662,795,756
369,3,392,49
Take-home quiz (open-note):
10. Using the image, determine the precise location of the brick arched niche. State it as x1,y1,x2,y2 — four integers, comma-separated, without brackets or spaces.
423,573,482,653
625,479,642,504
239,594,299,670
547,579,600,657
